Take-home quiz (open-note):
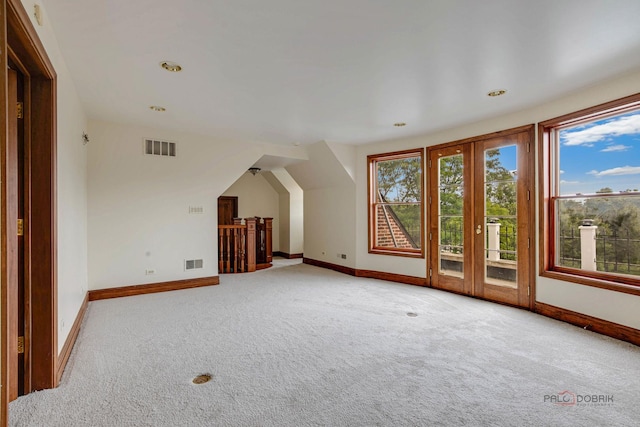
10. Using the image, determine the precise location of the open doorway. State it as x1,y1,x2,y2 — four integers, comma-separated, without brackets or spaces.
218,196,238,225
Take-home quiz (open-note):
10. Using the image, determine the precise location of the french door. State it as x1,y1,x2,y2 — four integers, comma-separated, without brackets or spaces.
428,126,534,308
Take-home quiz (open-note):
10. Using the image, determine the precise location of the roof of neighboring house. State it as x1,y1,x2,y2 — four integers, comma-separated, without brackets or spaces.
377,192,418,249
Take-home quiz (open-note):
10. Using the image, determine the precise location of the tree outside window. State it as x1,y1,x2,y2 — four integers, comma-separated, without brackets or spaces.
540,93,640,290
368,149,424,257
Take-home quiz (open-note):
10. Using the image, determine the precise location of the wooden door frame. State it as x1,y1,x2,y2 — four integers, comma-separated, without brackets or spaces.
427,143,474,296
218,196,238,225
472,127,535,308
1,0,57,423
427,124,535,309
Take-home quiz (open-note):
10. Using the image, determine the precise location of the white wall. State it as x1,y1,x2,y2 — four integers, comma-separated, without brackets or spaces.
87,119,308,290
279,193,290,254
288,141,356,268
265,168,304,255
355,69,640,329
19,0,89,353
289,188,304,255
222,172,280,252
304,186,356,266
87,120,269,289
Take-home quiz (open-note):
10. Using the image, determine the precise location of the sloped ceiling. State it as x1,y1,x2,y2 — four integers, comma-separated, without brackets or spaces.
286,141,353,191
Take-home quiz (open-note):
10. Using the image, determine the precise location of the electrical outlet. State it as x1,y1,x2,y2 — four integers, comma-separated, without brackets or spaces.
341,254,347,259
145,269,155,275
322,251,326,255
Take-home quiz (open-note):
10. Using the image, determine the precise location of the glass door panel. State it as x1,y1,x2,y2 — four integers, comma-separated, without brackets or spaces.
429,126,534,309
483,145,518,288
438,154,464,278
429,144,472,295
473,130,533,308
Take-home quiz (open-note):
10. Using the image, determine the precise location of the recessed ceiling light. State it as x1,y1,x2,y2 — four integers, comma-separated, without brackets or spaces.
149,106,166,112
160,61,182,72
487,89,507,97
393,122,406,127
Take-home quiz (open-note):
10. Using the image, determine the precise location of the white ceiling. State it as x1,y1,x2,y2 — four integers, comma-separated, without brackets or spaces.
43,0,640,146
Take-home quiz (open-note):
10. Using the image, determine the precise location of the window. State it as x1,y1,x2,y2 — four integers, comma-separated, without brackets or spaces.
368,148,424,257
539,93,640,293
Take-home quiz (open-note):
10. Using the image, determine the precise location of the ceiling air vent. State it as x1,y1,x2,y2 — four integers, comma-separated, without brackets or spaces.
144,138,176,157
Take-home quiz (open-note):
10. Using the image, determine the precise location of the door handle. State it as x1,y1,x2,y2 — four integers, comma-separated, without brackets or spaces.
476,225,482,234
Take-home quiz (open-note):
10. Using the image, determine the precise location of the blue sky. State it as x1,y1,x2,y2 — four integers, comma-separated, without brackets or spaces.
492,145,517,174
559,111,640,195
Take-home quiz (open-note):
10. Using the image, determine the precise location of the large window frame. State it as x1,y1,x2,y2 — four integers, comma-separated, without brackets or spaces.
539,93,640,296
368,148,425,258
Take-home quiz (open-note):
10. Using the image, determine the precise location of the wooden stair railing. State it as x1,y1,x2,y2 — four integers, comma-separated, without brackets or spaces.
218,217,272,273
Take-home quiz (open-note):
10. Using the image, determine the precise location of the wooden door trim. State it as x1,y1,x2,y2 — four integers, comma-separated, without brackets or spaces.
427,125,535,309
472,127,534,308
4,66,20,403
431,124,535,150
2,0,57,422
427,143,473,295
0,2,7,422
218,196,238,225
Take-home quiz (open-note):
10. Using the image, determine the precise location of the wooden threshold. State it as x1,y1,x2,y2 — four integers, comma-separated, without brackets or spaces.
88,276,220,301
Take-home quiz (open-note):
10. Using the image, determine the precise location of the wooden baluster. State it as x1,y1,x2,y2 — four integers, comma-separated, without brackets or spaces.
245,217,257,272
218,227,223,273
218,219,267,274
226,228,231,273
220,228,225,273
233,227,239,273
264,217,273,263
231,218,242,272
240,226,246,272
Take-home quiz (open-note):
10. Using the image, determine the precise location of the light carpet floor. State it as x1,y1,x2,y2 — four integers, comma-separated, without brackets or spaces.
9,261,640,426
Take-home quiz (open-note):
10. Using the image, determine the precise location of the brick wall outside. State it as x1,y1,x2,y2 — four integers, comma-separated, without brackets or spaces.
376,205,416,249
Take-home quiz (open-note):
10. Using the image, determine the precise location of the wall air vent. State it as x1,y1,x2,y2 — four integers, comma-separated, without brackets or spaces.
185,259,204,270
144,138,176,157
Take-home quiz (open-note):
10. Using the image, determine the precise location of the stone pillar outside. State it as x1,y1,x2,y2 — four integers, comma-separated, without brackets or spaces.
487,220,501,261
579,219,597,271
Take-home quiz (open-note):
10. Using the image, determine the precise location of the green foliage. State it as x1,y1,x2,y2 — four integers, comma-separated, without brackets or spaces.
438,155,464,250
388,204,421,245
376,157,421,202
437,149,518,259
376,156,422,247
485,149,518,260
557,190,640,275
